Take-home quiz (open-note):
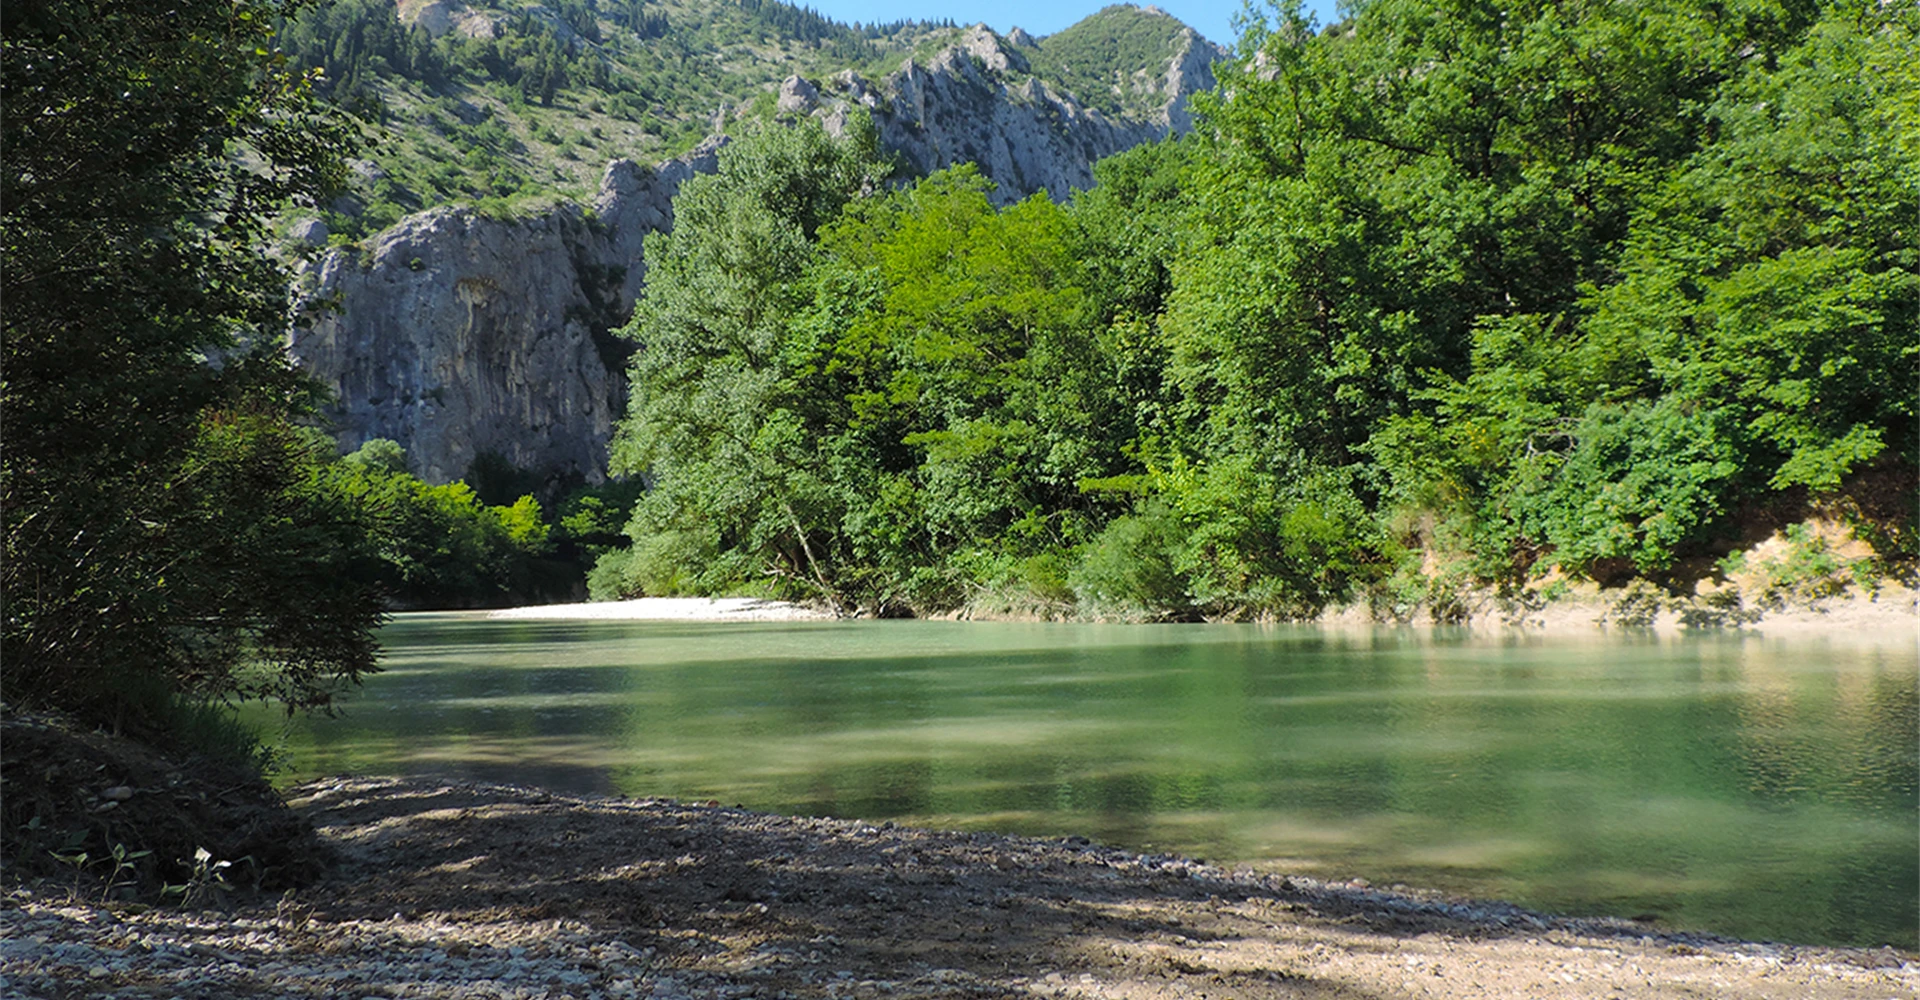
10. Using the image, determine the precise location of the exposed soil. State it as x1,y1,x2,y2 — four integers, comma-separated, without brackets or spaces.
0,708,325,898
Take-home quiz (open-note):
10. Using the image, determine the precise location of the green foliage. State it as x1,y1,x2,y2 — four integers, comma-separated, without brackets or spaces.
1165,0,1917,596
1069,505,1194,621
607,116,892,607
578,1,1920,620
588,527,729,599
1577,9,1919,493
1514,399,1745,575
602,112,1163,613
1719,523,1878,608
3,0,386,737
331,441,555,608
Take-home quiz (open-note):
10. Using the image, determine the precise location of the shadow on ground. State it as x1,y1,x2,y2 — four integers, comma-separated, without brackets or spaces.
287,776,1783,999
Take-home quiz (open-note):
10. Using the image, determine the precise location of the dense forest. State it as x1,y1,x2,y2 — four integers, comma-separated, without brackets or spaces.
592,0,1918,621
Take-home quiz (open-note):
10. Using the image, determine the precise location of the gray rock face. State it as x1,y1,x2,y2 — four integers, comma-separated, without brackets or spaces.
822,25,1221,204
1161,27,1223,133
290,142,723,486
293,25,1221,484
288,217,329,246
775,75,820,115
292,204,613,486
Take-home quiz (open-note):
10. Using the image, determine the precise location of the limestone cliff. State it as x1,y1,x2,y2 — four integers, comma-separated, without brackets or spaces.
813,24,1223,203
292,21,1223,485
290,143,721,486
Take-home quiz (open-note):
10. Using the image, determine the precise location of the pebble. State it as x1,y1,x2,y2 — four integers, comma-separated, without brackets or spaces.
0,900,704,1000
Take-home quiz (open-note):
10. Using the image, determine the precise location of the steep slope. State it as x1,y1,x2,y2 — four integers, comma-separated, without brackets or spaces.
290,144,721,485
800,22,1219,202
281,0,960,238
1025,3,1225,130
288,2,1226,485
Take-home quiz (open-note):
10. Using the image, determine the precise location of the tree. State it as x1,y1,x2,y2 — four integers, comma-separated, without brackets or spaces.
333,441,556,609
1366,0,1918,578
603,117,889,607
2,0,383,731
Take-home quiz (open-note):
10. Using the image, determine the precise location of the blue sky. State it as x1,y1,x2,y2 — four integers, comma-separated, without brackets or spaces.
795,1,1344,51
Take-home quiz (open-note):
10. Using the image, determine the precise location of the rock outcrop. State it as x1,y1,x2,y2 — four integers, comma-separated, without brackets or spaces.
293,22,1223,484
818,24,1222,203
290,142,722,486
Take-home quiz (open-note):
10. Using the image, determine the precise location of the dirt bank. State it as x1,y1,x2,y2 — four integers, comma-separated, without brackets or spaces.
5,775,1913,999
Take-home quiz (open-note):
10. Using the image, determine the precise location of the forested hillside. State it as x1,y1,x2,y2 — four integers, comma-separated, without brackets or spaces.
274,0,961,235
274,0,1209,238
593,0,1918,621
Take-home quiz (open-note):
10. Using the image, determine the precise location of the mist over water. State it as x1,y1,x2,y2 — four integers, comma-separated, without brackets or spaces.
256,616,1919,949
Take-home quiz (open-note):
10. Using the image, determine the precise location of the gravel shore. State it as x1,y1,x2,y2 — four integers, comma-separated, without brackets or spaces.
4,775,1913,1000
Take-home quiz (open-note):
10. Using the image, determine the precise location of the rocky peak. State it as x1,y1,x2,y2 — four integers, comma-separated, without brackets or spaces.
808,24,1181,204
1162,27,1225,132
957,24,1027,74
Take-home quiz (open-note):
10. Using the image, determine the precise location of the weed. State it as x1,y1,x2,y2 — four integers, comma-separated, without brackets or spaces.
51,840,151,902
162,847,241,909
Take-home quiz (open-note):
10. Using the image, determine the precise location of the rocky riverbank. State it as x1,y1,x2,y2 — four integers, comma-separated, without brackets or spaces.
4,775,1914,1000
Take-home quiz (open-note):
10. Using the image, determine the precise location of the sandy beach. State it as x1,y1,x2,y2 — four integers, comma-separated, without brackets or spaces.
487,597,839,622
480,588,1918,640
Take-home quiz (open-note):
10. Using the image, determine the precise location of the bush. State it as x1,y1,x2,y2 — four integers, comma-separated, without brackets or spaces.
334,440,555,608
1518,399,1745,575
587,528,719,599
1070,505,1193,621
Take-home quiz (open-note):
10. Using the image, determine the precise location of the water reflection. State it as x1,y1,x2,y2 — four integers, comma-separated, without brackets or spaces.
250,617,1919,949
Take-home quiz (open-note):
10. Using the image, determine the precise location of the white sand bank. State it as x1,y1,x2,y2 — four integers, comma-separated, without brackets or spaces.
486,597,837,621
1320,585,1918,642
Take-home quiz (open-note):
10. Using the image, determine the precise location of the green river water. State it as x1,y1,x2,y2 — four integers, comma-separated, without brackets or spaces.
252,615,1918,950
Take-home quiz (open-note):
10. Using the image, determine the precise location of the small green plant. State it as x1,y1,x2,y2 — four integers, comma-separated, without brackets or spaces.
162,847,239,909
1719,523,1874,609
51,840,152,902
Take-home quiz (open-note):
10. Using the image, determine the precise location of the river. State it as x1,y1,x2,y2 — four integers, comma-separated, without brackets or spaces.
251,615,1918,949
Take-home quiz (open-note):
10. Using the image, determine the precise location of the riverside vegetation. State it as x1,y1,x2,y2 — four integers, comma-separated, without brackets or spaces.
0,0,1223,755
5,0,1915,699
588,0,1918,622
